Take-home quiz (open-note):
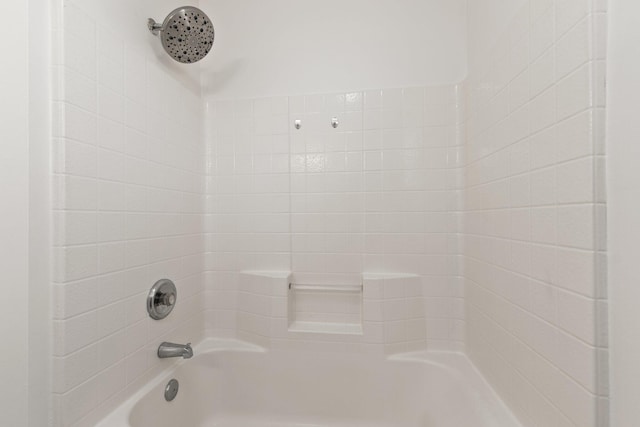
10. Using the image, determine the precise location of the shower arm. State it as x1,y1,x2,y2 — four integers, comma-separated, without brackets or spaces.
147,18,163,36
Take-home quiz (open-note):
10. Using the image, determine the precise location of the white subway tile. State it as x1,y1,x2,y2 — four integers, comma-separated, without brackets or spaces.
556,157,594,204
58,103,98,145
556,0,590,38
63,31,97,80
557,204,595,249
98,117,125,153
557,63,593,119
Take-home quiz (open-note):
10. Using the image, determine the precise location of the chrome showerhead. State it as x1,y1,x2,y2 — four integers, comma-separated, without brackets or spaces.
148,6,215,64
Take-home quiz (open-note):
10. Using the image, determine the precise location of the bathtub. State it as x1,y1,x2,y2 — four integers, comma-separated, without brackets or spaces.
96,339,522,427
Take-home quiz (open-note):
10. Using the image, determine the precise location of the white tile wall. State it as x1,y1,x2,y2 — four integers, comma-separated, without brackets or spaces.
464,1,608,426
51,1,206,425
290,91,365,279
204,85,465,350
49,0,610,424
361,86,465,350
237,272,289,348
203,95,292,338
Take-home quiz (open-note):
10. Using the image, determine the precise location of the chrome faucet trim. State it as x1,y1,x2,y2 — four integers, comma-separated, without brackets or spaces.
158,342,193,359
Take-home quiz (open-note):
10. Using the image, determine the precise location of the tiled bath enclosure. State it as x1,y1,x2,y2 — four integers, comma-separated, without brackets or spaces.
47,0,609,426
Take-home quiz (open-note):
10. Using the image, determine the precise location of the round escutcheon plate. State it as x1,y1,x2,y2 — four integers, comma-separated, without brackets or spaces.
165,378,179,402
147,279,177,320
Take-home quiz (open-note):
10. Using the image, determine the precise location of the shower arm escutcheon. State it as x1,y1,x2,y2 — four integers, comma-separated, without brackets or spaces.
147,18,163,36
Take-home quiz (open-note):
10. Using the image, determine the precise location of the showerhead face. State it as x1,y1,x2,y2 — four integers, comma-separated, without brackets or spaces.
153,6,215,64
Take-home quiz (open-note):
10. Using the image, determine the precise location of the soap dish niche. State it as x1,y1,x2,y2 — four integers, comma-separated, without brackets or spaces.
287,281,363,335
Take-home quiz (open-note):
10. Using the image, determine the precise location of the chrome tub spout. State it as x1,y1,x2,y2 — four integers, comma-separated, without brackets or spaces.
158,342,193,359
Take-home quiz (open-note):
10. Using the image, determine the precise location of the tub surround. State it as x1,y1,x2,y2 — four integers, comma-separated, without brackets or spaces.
237,271,426,354
204,85,465,352
464,1,608,426
49,0,609,426
51,1,206,425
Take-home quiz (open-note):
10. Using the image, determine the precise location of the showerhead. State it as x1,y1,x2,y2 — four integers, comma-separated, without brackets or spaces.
148,6,215,64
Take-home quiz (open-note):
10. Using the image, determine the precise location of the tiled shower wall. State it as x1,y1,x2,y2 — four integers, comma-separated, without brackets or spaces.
464,1,608,426
204,85,465,350
48,0,612,425
50,1,206,425
235,271,426,354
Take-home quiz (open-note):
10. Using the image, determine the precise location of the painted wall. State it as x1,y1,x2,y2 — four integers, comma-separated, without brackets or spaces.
607,0,640,425
0,1,30,425
199,0,467,98
464,1,608,426
29,0,53,424
50,0,206,425
0,1,53,425
466,0,527,72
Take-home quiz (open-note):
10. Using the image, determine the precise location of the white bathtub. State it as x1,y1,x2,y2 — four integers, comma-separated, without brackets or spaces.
97,339,522,427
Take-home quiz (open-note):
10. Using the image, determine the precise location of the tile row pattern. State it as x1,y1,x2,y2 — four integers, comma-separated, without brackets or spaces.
51,1,206,425
204,85,466,351
464,1,609,426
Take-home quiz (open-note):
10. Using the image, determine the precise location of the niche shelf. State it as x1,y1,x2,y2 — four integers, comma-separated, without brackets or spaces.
287,282,363,335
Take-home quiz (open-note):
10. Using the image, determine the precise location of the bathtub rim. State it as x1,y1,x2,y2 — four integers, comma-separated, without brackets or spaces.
95,337,523,427
94,338,265,427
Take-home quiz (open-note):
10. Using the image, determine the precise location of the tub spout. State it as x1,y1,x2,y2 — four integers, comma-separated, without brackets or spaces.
158,342,193,359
